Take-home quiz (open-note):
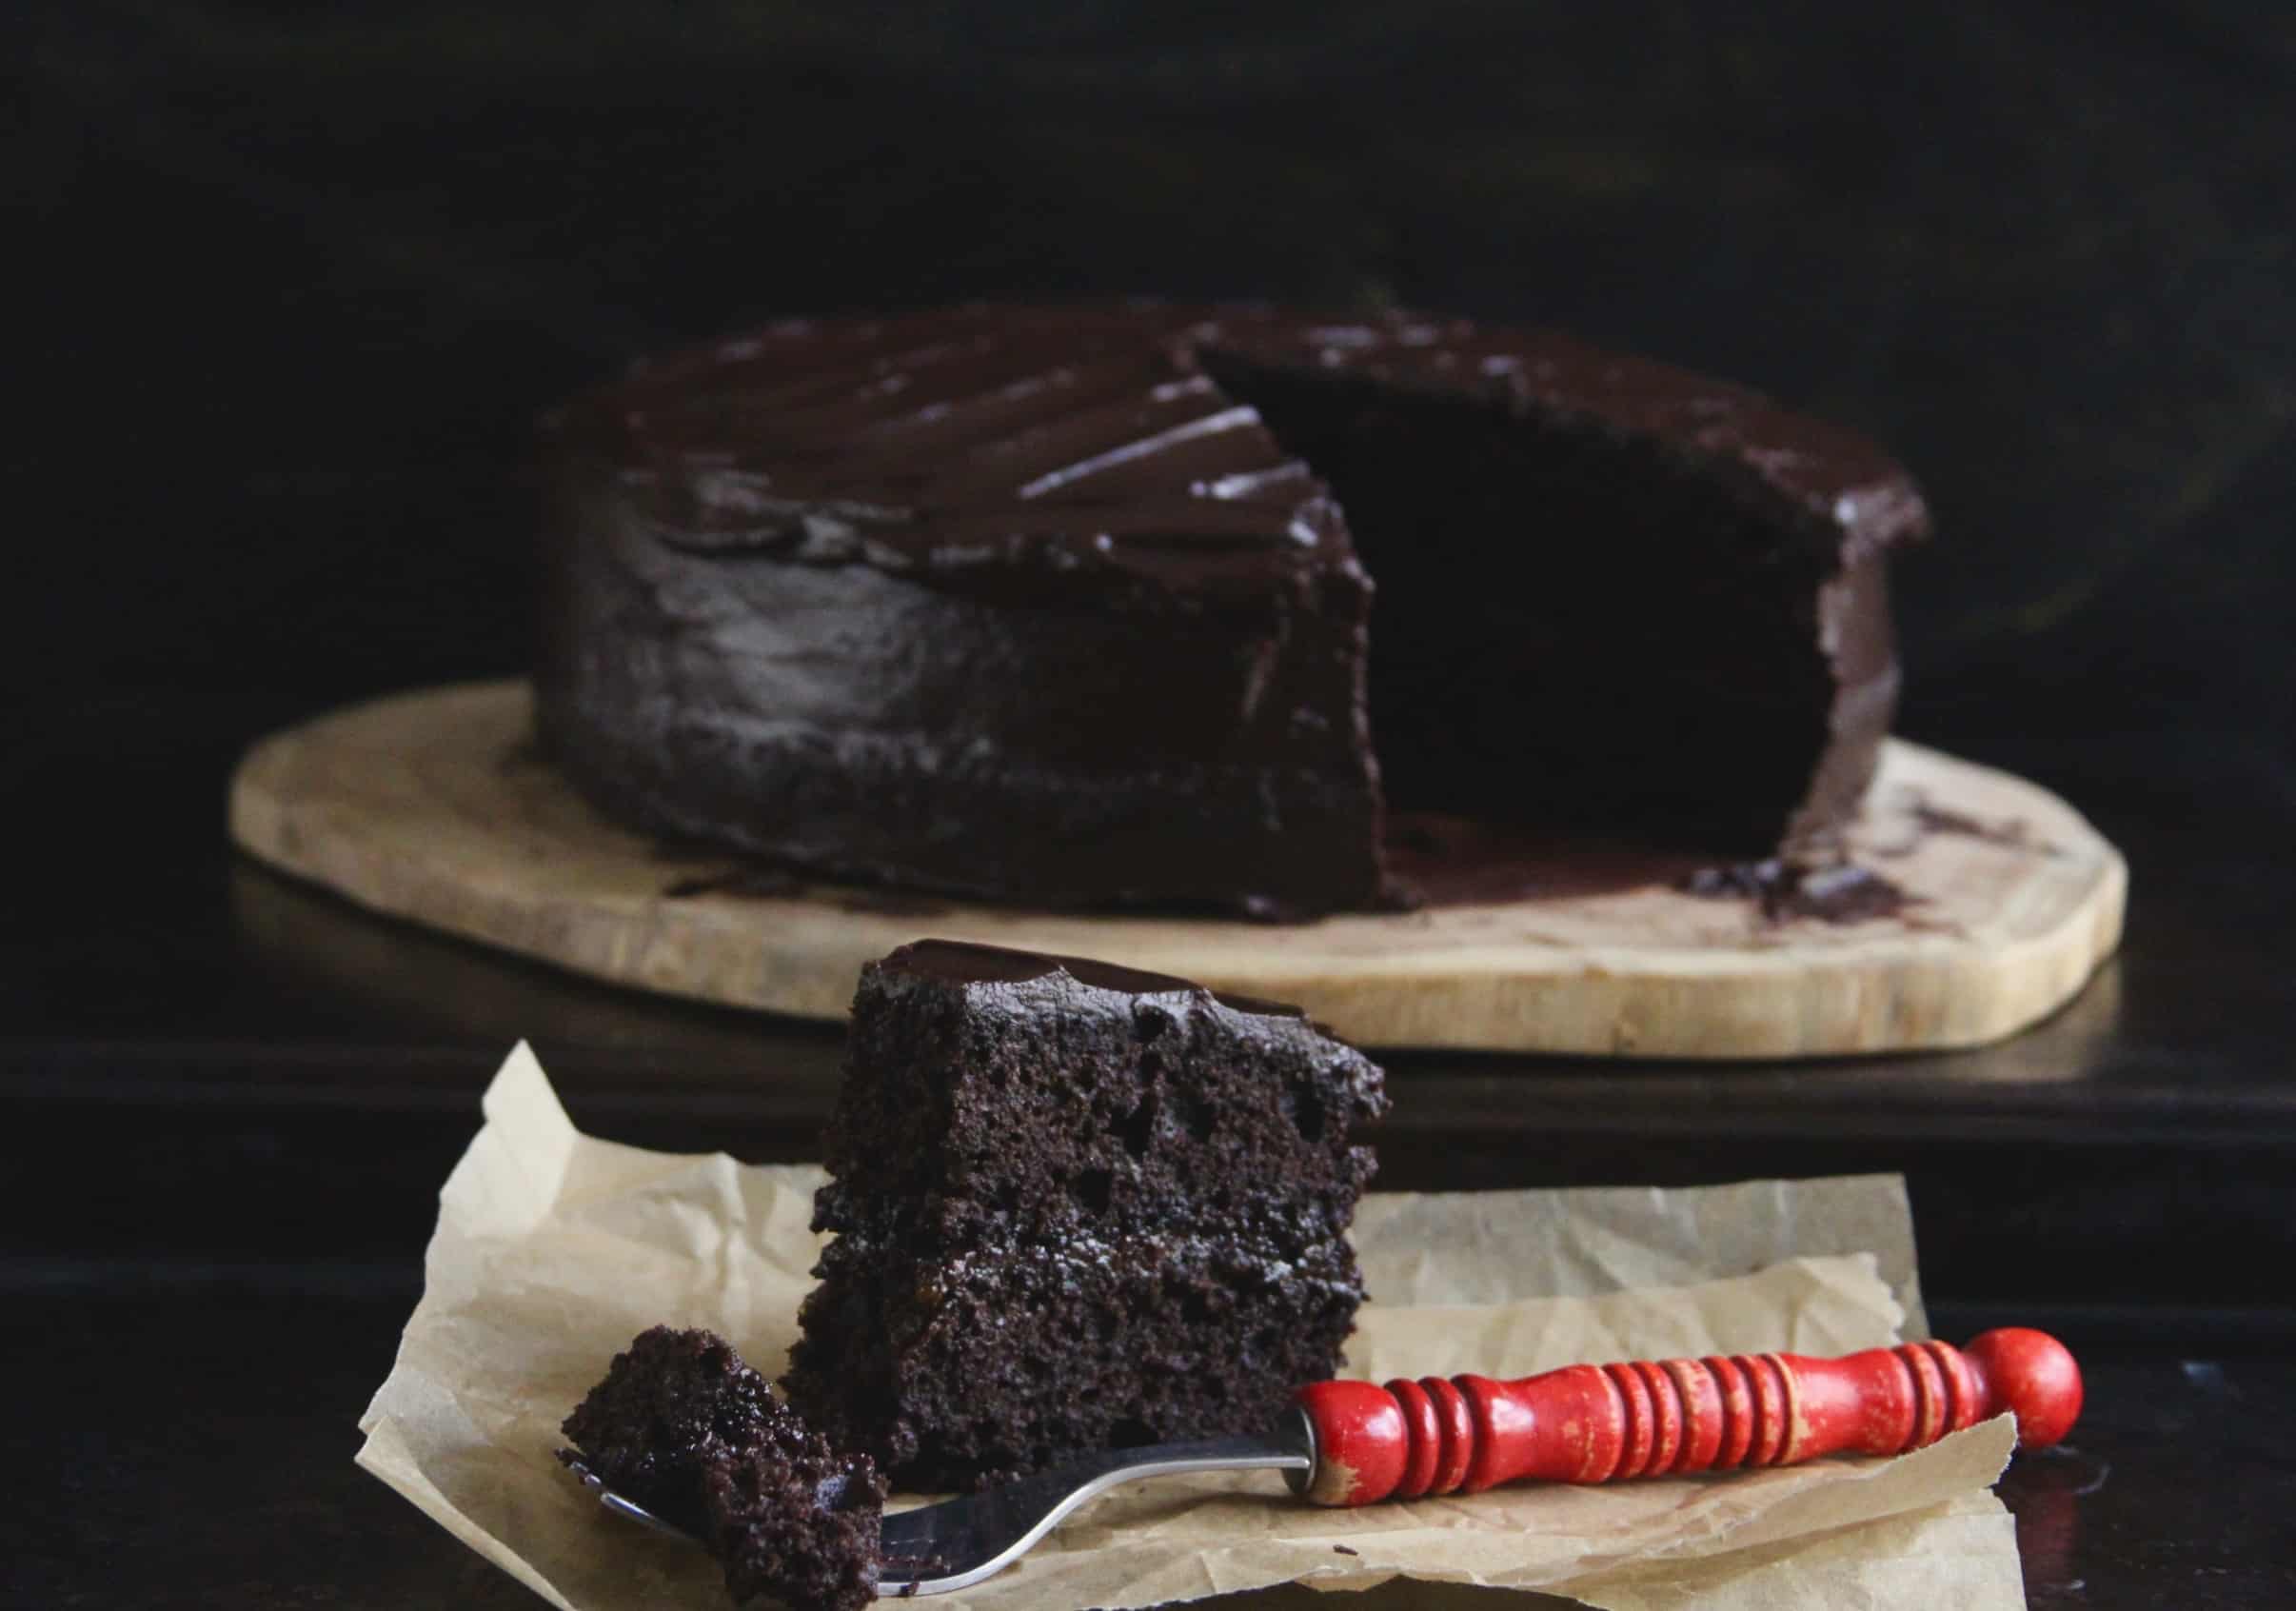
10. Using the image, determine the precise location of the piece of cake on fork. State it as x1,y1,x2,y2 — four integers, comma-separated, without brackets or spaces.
561,1325,887,1611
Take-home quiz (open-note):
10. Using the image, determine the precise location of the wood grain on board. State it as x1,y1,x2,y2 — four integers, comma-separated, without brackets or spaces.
228,682,2124,1056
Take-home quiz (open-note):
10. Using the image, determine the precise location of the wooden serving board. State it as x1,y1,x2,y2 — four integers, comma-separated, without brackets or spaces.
228,680,2125,1056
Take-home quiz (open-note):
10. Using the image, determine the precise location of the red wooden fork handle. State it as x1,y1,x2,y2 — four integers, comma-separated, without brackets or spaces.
1293,1327,2081,1506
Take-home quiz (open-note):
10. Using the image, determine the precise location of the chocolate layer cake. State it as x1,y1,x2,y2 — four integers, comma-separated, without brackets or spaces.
782,940,1388,1489
561,1327,885,1611
536,303,1928,916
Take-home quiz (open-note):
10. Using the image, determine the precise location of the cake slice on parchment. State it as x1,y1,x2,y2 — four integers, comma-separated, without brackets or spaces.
782,939,1389,1490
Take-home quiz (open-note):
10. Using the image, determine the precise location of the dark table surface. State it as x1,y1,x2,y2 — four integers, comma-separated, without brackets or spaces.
8,1287,2294,1609
14,2,2296,1604
6,716,2292,1609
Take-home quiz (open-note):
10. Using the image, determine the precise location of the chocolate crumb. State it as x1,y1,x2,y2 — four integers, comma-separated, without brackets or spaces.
882,1548,951,1584
1681,857,1910,925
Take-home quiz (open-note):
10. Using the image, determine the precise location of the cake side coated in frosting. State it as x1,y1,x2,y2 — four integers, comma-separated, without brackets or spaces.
536,303,1929,914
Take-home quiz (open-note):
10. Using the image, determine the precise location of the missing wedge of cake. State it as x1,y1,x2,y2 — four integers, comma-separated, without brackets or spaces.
782,939,1390,1490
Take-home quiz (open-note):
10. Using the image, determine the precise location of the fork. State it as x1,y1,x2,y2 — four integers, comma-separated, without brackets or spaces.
564,1327,2079,1596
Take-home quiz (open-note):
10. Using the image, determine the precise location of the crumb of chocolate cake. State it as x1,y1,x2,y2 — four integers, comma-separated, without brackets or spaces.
559,1325,787,1533
1679,856,1910,925
703,1437,885,1611
563,1326,885,1610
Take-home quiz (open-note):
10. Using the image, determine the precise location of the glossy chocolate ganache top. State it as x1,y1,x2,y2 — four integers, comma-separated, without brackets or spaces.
536,303,1930,916
547,303,1924,587
877,938,1308,1020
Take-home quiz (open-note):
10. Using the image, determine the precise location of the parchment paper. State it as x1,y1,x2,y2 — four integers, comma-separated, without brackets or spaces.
357,1045,2020,1610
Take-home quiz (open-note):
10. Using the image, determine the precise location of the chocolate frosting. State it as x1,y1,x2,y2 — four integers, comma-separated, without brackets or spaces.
548,304,1924,589
535,303,1928,915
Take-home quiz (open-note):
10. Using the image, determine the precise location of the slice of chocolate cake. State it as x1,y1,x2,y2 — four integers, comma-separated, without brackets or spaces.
782,940,1388,1490
562,1327,885,1611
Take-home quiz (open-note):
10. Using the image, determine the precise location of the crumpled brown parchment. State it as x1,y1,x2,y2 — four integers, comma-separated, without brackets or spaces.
356,1044,2020,1611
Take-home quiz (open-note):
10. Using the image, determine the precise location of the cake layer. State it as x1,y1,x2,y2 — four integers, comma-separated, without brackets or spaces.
536,303,1929,915
1191,345,1908,848
812,941,1388,1256
782,1231,1364,1490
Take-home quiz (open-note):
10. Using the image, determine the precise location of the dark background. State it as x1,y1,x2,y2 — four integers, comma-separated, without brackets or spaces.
11,0,2296,1331
12,0,2296,1309
10,8,2296,1605
18,1,2296,868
